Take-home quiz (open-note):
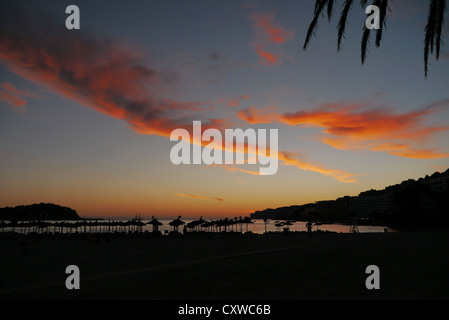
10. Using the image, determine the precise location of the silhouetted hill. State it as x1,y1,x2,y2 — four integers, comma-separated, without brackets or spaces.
0,203,80,221
251,169,449,229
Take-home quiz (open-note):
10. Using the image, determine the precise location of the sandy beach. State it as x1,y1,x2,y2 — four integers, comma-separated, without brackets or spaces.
1,230,449,300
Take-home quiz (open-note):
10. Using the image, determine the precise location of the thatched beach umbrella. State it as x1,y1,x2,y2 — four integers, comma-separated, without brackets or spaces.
223,218,233,232
214,219,224,232
134,220,145,233
194,216,207,231
242,217,254,232
123,220,133,233
214,218,232,232
237,216,245,233
147,216,163,233
169,216,185,233
186,221,196,231
202,220,215,232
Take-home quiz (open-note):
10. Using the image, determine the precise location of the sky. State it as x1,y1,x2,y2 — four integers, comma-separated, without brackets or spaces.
1,0,448,219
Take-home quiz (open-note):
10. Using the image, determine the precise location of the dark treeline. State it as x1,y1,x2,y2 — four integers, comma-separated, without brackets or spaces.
0,203,80,221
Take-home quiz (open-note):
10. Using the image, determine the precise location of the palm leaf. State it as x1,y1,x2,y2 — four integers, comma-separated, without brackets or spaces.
304,0,329,50
425,0,439,76
327,0,336,20
435,0,447,59
360,0,369,7
337,0,355,50
361,25,371,64
375,0,389,47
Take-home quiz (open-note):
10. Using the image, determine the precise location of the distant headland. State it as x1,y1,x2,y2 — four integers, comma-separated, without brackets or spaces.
0,203,80,221
251,169,449,229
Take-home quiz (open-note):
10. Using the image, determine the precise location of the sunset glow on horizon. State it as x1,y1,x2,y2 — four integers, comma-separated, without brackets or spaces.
1,0,448,219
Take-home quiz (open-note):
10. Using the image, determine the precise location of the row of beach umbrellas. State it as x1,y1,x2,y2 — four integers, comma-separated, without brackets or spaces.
0,216,255,234
162,216,255,233
0,219,146,234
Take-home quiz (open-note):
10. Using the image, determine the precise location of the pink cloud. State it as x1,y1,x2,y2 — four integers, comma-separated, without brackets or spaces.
0,9,358,183
254,45,279,66
249,12,295,44
238,101,449,160
248,12,295,67
176,193,224,202
0,88,27,108
217,95,251,108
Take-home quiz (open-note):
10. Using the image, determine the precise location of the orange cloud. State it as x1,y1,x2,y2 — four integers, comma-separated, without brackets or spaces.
0,88,26,108
249,12,295,44
248,12,294,66
254,45,279,66
176,193,224,202
238,105,280,123
278,151,359,183
217,95,251,108
0,82,40,99
0,10,357,183
208,164,261,176
0,82,40,109
0,14,227,138
208,154,357,183
239,102,449,159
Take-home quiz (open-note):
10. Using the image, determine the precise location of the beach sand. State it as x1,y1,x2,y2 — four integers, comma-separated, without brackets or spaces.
1,230,449,300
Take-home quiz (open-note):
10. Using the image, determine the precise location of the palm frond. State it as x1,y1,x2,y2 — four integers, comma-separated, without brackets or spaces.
314,0,325,13
360,0,369,7
435,0,447,59
361,25,371,64
375,0,389,47
304,0,329,50
425,0,439,76
327,0,336,21
337,0,355,50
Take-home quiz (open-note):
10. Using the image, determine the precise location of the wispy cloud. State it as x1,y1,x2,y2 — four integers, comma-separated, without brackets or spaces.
217,95,251,108
208,164,261,176
254,45,279,66
278,151,359,183
238,101,449,159
248,12,295,66
0,87,27,108
210,155,358,183
0,82,39,110
0,8,357,183
0,82,40,99
176,193,224,202
249,12,295,44
0,10,225,137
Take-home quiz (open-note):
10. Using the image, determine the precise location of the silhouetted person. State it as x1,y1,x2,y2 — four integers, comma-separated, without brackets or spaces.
306,221,313,239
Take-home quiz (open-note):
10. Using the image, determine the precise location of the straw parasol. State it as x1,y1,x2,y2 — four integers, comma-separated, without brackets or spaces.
147,216,163,233
242,216,254,232
169,216,185,233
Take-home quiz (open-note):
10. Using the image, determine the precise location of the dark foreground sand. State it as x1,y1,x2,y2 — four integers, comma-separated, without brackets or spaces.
1,230,449,300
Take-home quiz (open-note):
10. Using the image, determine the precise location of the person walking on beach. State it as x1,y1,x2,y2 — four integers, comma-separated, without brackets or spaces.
306,221,313,239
